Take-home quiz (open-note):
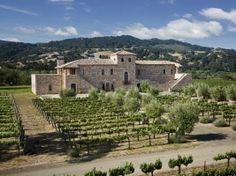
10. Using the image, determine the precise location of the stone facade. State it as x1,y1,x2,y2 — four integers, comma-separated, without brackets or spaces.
31,50,191,95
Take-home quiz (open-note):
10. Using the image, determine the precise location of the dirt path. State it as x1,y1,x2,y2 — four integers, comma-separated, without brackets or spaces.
1,123,235,176
0,93,68,171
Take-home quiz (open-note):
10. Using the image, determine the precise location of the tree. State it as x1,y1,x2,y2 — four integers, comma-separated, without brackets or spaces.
197,83,211,99
145,100,165,121
214,151,236,167
124,97,140,115
183,84,196,97
226,85,236,101
168,155,193,174
211,86,227,101
88,88,99,99
169,102,199,136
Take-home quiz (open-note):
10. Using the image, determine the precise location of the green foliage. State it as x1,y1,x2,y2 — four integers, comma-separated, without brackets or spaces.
183,84,196,97
193,166,236,176
168,135,187,144
124,97,140,115
213,119,228,127
59,89,76,98
213,151,236,167
196,83,211,99
168,155,193,174
139,80,151,93
145,100,165,120
127,88,141,100
226,85,236,101
169,102,199,135
199,117,214,124
111,92,124,108
109,162,134,176
211,86,226,101
140,163,155,176
140,159,162,176
84,168,107,176
88,88,99,99
148,86,159,97
141,94,154,107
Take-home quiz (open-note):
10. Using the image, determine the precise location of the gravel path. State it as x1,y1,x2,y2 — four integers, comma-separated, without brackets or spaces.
1,123,236,176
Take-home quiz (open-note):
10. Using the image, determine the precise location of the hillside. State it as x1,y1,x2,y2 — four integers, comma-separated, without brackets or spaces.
0,35,235,74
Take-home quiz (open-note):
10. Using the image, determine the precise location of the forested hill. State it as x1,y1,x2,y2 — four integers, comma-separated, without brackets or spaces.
0,35,236,74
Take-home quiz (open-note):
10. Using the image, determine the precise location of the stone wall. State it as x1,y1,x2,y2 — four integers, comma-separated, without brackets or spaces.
136,64,176,83
31,74,62,95
170,73,192,91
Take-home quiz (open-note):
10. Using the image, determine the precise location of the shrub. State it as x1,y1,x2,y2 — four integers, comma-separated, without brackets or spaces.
213,151,236,167
199,117,214,124
139,80,151,93
109,162,134,176
59,89,76,98
148,86,159,97
211,86,227,101
231,123,236,131
88,88,99,99
168,155,193,174
213,119,228,127
140,163,155,176
168,135,187,144
184,84,196,97
84,168,107,176
193,166,236,176
226,85,236,101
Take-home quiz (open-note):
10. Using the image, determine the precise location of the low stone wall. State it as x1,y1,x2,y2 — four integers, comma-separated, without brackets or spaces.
31,74,62,95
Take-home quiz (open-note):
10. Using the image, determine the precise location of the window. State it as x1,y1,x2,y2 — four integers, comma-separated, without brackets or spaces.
171,69,173,75
101,69,105,75
137,69,141,76
70,68,76,75
121,58,124,62
48,85,52,91
163,69,166,74
128,58,131,62
110,69,113,75
102,83,105,90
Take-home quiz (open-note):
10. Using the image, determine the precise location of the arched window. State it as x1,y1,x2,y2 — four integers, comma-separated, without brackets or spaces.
171,69,173,75
101,69,105,75
121,58,124,62
110,69,113,75
163,69,166,74
128,58,131,62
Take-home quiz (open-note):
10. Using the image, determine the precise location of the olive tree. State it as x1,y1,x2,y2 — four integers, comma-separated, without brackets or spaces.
169,102,199,136
197,83,211,99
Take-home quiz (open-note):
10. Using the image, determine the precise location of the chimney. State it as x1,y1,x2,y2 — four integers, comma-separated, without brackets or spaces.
57,56,65,67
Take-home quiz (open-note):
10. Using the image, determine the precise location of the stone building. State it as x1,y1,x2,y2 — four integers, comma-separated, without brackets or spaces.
31,50,191,95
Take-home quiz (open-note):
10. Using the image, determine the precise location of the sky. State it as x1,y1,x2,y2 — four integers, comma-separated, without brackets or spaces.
0,0,236,49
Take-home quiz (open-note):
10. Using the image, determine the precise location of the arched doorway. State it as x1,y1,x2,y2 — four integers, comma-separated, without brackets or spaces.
71,83,76,92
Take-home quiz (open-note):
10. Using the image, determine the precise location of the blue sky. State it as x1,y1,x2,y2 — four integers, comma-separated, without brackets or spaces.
0,0,236,49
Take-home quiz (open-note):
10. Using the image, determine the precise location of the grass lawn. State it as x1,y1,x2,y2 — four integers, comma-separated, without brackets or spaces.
0,85,31,94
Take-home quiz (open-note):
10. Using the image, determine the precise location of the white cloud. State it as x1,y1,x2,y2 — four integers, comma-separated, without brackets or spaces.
43,26,78,36
113,19,223,40
90,31,103,37
0,4,39,16
15,26,36,34
183,13,193,19
200,8,236,24
2,37,21,42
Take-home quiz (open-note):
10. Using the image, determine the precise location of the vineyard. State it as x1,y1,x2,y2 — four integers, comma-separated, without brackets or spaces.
0,93,24,159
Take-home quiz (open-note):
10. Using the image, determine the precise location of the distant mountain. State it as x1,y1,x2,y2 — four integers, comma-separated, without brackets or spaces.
0,35,235,72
